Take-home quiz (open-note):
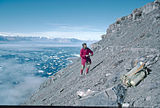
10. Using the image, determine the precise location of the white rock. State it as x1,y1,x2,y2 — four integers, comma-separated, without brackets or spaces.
77,89,95,97
122,103,130,107
146,96,151,101
105,73,111,77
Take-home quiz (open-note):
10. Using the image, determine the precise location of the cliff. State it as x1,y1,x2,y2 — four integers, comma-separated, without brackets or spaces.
24,0,160,107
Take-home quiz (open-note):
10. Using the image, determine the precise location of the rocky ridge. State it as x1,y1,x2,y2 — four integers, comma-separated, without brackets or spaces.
24,0,160,107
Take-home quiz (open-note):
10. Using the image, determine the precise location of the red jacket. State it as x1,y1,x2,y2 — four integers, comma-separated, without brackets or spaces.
80,47,93,66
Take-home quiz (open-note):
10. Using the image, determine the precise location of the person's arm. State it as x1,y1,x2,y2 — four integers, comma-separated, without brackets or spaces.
89,49,93,56
80,49,86,59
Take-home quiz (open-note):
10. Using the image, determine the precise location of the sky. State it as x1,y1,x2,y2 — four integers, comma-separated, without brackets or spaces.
0,0,154,40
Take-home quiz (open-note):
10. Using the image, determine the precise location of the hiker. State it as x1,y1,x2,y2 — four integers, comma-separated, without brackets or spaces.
80,43,93,75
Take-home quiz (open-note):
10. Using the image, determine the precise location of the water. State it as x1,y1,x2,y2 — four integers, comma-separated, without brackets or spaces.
0,42,80,105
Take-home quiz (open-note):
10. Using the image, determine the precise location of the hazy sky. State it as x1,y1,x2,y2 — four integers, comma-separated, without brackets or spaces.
0,0,154,40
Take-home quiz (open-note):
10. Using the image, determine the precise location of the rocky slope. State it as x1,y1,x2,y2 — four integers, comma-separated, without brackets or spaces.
24,0,160,107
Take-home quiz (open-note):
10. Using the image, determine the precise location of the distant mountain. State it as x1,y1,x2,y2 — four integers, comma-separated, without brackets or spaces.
0,35,96,44
0,36,33,41
49,38,83,43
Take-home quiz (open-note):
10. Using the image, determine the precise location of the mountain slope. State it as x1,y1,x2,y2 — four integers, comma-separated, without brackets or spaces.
24,0,160,107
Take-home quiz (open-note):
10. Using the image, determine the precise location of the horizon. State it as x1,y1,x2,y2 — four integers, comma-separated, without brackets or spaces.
0,0,154,40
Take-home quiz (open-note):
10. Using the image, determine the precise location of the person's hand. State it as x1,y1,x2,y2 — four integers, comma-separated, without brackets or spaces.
85,55,89,57
89,53,92,56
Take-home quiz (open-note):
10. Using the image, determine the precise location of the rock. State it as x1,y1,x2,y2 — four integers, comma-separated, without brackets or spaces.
154,0,160,3
145,54,159,67
90,42,102,52
122,103,130,107
132,9,142,20
116,18,121,24
101,34,106,39
142,2,159,15
76,91,118,106
146,96,151,101
113,60,124,68
105,73,111,77
127,14,133,19
76,89,95,98
154,14,160,21
112,84,127,104
105,87,117,101
154,0,160,6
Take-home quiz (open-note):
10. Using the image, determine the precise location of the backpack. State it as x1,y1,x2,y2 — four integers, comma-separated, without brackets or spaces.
121,62,147,87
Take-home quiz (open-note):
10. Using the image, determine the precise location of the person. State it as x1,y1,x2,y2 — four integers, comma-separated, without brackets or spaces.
80,43,93,75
